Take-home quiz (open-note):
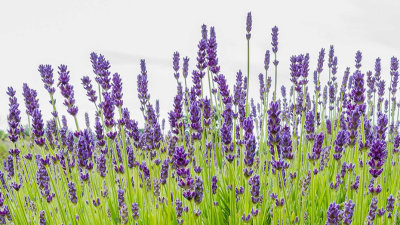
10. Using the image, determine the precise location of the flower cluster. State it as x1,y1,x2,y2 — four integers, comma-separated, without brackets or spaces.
1,12,400,225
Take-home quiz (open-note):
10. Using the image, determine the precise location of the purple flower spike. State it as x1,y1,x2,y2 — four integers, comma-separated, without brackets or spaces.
376,111,388,140
308,132,324,161
215,74,231,104
334,130,348,161
39,64,55,95
190,100,202,141
271,26,279,54
386,195,395,214
137,59,150,112
182,57,189,79
90,52,111,91
7,87,21,143
132,203,139,220
267,101,281,151
68,181,78,204
101,92,116,131
246,12,252,40
290,54,309,91
326,119,332,135
251,208,259,217
265,50,270,72
112,73,123,107
173,146,189,169
201,24,208,40
351,70,365,105
328,45,335,68
390,56,399,96
234,70,245,106
194,176,204,204
81,76,97,103
325,202,342,225
304,110,315,141
77,129,94,168
242,213,251,223
22,83,39,116
175,200,183,221
202,97,212,127
160,159,169,185
375,58,381,82
281,85,286,98
376,80,385,111
393,135,400,153
332,56,338,75
329,84,335,110
32,109,45,146
40,210,46,225
367,197,378,222
243,117,256,168
173,51,180,80
355,51,362,70
207,27,220,74
211,176,217,194
259,73,265,103
368,138,387,178
317,48,325,74
194,25,208,78
280,125,293,160
169,88,183,135
249,174,262,204
97,153,107,177
340,67,350,94
343,199,355,224
6,155,14,177
58,65,78,116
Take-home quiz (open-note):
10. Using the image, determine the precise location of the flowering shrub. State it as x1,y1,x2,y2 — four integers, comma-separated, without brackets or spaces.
2,12,400,225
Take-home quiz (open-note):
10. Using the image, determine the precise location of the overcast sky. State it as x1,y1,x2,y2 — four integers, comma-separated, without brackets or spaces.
1,0,400,130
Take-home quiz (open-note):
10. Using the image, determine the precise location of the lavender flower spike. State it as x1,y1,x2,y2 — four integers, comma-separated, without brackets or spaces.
271,26,279,54
343,199,355,225
22,83,39,117
81,76,97,103
333,130,347,161
207,27,220,74
317,48,325,74
58,65,78,116
7,87,21,143
368,138,387,178
355,51,362,70
90,52,111,91
328,45,334,69
351,70,366,105
325,202,342,225
112,73,123,107
374,57,381,82
265,50,270,73
32,108,45,146
267,101,281,152
173,51,180,80
39,64,55,95
246,12,252,40
101,92,116,139
137,59,150,112
182,57,189,79
390,56,399,97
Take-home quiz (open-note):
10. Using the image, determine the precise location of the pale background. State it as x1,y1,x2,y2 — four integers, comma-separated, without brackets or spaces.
1,0,399,130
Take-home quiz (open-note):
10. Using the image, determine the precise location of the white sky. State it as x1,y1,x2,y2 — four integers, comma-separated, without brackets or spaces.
1,0,400,130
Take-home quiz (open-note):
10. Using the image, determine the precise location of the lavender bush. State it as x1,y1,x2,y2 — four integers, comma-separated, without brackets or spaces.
1,12,400,225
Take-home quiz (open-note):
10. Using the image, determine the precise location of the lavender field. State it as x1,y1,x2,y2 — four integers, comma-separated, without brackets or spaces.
2,11,400,225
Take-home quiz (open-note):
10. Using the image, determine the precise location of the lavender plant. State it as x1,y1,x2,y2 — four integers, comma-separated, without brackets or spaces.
1,12,400,225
